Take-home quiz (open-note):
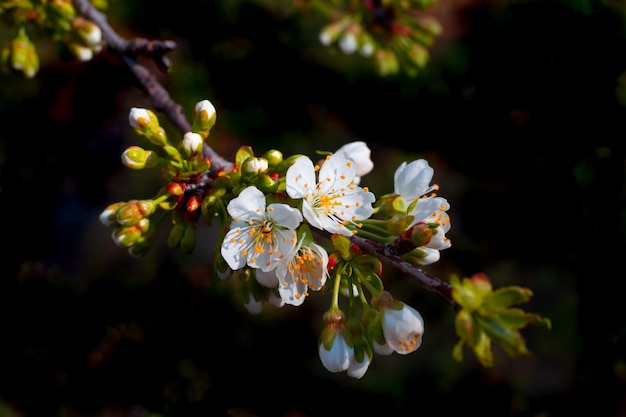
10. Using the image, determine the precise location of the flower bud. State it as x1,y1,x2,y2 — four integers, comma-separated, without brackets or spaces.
113,225,142,248
262,149,283,168
48,0,76,21
121,146,158,169
99,202,124,226
241,157,269,179
116,200,155,226
6,31,39,78
339,26,359,54
193,99,217,131
129,107,152,130
167,222,185,249
180,223,196,253
128,108,167,146
72,17,102,47
180,132,203,159
409,222,433,247
167,182,185,196
66,42,93,62
375,49,399,76
254,174,278,194
186,195,200,212
128,237,153,257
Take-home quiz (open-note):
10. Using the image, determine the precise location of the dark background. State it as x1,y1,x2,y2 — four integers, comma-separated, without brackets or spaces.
1,0,626,416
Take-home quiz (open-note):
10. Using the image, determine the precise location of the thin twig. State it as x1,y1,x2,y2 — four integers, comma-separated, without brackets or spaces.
72,0,233,172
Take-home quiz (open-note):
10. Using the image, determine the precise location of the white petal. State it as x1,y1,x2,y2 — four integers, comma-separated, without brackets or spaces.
382,304,424,355
373,340,394,355
254,228,298,272
317,152,356,193
220,227,250,271
394,160,434,201
319,334,353,373
347,354,371,379
286,156,316,199
267,203,302,230
255,268,279,287
335,141,373,177
227,186,266,220
416,248,440,266
128,108,150,129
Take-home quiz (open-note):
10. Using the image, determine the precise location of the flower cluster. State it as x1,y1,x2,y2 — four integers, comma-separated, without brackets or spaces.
99,98,453,378
303,0,442,76
0,0,106,78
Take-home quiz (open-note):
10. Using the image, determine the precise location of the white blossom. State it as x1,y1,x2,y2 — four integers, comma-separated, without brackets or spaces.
286,153,375,236
221,186,302,272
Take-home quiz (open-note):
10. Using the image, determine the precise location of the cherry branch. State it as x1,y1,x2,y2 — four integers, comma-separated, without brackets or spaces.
72,0,457,310
72,0,233,172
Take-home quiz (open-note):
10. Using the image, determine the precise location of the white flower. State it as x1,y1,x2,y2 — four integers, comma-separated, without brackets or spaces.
286,153,376,236
221,186,302,272
275,240,328,306
335,141,373,184
394,159,437,203
380,302,424,355
319,332,353,373
394,159,452,259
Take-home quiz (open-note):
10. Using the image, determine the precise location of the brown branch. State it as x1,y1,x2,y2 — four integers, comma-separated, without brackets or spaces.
351,235,460,310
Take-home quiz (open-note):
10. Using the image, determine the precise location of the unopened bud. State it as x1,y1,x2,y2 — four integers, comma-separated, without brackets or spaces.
48,0,76,21
180,224,196,253
72,17,102,47
167,182,185,196
128,108,167,146
6,30,39,78
167,222,185,249
186,195,200,212
128,237,153,257
66,42,93,61
263,149,283,168
99,202,124,226
180,132,203,159
255,174,278,194
375,49,399,76
121,146,157,169
409,222,433,247
193,99,217,131
241,157,269,178
113,226,141,248
116,200,155,226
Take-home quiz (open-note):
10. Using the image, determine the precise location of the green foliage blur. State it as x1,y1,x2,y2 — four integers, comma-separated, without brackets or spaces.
1,0,626,416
